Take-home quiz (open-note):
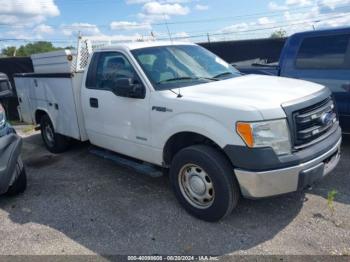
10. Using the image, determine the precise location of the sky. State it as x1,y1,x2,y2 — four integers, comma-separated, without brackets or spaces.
0,0,350,48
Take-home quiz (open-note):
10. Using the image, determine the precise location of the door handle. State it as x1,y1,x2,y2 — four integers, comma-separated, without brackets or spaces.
90,98,99,108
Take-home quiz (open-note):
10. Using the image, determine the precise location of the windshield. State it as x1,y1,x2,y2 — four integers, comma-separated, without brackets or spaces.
131,45,241,90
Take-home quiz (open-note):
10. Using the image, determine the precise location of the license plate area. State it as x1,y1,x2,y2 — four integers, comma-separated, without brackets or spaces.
323,149,340,175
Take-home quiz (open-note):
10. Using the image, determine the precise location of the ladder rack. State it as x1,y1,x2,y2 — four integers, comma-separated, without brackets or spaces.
75,35,155,72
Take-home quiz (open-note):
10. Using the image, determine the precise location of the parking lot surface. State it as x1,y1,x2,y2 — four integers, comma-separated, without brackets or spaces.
0,130,349,256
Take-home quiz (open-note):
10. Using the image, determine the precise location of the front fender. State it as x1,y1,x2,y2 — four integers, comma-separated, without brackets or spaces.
154,112,245,150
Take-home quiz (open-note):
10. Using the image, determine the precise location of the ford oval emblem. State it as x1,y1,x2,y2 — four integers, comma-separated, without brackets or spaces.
320,112,333,126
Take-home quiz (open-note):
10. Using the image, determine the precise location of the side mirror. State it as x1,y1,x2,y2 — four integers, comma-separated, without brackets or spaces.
113,78,145,99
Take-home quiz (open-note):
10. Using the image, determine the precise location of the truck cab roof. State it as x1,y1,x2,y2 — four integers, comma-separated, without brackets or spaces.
95,41,196,52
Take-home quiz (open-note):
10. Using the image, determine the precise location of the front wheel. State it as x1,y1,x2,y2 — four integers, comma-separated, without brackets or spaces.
40,115,69,154
170,145,240,222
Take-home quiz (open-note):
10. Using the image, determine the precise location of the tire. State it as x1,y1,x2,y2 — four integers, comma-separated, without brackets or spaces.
169,145,240,222
5,164,27,196
40,114,69,153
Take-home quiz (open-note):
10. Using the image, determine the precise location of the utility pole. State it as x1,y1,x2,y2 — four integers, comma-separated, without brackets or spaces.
312,20,320,31
207,33,210,43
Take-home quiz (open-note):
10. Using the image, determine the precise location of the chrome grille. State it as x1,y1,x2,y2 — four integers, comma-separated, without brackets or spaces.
293,97,337,149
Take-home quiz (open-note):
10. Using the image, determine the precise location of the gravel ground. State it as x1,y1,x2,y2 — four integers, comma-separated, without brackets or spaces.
0,129,349,257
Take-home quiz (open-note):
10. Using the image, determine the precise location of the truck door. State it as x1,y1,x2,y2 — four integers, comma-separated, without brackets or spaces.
281,32,350,132
81,51,152,161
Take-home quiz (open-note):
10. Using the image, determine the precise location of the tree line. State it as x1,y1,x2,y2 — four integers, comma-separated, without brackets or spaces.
1,30,286,57
1,41,74,57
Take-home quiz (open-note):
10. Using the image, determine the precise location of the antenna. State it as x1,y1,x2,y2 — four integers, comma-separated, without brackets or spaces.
177,88,182,98
163,13,173,43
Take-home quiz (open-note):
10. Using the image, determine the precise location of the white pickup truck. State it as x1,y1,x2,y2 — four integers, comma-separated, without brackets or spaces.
14,40,342,221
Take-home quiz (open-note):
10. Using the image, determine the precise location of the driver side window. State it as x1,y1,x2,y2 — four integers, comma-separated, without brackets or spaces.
96,52,136,90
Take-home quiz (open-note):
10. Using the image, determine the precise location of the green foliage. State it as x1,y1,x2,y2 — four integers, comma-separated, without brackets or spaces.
327,189,338,215
1,46,17,57
1,41,63,57
270,29,287,39
64,45,75,50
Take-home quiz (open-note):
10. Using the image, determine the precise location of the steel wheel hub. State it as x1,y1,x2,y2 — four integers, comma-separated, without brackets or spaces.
189,176,206,195
178,164,215,209
44,124,54,146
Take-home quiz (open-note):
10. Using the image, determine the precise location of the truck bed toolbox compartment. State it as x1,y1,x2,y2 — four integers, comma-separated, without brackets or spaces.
31,50,76,74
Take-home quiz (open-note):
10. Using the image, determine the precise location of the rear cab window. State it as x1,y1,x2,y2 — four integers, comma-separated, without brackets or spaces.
295,34,350,69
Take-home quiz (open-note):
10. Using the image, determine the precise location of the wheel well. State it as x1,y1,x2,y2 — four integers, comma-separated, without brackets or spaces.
35,110,47,125
163,132,223,166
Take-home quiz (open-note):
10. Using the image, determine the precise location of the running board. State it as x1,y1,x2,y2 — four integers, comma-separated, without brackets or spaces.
89,146,163,178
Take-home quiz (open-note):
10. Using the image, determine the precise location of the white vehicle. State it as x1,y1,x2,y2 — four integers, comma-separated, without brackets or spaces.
14,39,341,221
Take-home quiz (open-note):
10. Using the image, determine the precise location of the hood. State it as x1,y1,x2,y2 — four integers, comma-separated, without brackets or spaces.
176,74,326,119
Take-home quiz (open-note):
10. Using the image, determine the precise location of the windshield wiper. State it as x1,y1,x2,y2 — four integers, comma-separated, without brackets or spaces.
157,77,195,84
198,76,219,81
158,76,218,84
213,72,233,79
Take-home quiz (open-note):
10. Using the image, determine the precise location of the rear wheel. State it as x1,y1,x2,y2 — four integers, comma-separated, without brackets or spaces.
170,145,240,222
40,115,69,153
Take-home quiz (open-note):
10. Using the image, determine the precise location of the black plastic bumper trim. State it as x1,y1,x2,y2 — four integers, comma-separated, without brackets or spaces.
224,126,341,172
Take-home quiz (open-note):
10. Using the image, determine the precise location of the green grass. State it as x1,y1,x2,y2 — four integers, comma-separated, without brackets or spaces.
21,125,35,134
8,121,35,134
327,189,338,216
9,120,23,126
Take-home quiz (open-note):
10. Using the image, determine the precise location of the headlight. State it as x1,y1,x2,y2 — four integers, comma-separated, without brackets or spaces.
236,119,291,156
0,104,6,128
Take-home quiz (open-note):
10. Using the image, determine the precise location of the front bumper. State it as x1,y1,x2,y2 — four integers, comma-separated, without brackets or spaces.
234,137,341,198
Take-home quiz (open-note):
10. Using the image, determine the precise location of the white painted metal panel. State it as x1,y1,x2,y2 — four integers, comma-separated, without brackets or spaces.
14,74,86,141
71,72,88,141
29,78,46,101
14,77,34,124
31,50,76,73
40,77,81,140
